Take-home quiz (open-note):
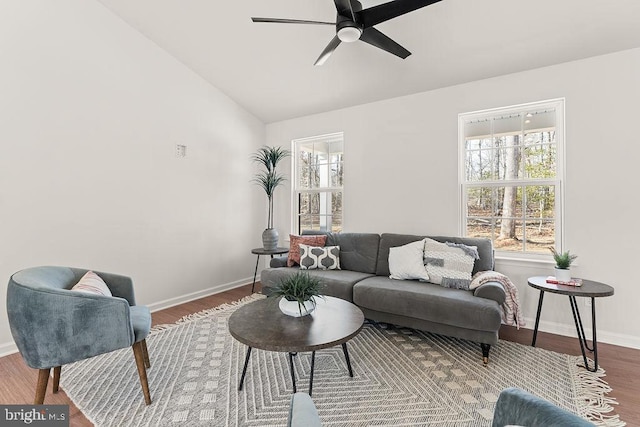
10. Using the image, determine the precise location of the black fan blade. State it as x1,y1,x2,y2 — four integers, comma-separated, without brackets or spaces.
360,27,411,59
333,0,356,21
357,0,442,28
314,36,342,66
252,17,334,25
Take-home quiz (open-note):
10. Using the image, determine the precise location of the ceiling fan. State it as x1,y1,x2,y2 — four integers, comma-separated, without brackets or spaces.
252,0,442,65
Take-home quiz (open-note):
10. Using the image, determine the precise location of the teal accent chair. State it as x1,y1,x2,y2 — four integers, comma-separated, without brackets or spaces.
492,387,595,426
288,388,595,427
288,392,321,426
6,266,152,405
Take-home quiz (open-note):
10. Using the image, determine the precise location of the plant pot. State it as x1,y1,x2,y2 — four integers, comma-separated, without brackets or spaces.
262,228,279,250
554,267,572,283
279,297,315,317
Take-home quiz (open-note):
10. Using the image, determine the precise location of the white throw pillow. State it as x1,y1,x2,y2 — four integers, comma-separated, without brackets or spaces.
71,271,113,297
388,239,430,281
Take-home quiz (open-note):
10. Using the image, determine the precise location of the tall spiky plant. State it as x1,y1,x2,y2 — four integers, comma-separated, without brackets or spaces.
251,146,290,228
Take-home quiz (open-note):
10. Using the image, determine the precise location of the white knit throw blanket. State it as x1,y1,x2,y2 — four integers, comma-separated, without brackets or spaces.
472,271,526,329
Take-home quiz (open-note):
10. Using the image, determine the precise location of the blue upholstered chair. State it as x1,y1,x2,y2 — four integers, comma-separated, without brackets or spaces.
288,392,322,427
287,388,594,426
6,266,152,405
492,387,595,427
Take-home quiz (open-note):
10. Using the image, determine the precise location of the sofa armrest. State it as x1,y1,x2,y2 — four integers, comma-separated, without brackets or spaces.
270,256,288,268
473,281,506,305
492,387,594,427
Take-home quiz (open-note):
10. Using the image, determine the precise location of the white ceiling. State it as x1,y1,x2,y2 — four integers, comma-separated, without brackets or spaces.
96,0,640,123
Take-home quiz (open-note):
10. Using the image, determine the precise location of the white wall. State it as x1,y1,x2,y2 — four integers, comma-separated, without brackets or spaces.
0,0,266,353
267,48,640,349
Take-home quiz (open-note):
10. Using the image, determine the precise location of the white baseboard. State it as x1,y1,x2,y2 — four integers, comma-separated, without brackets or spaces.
0,341,18,358
0,277,253,359
521,316,640,350
146,277,252,313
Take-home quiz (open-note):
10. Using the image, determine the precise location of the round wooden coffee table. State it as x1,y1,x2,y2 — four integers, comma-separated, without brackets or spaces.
528,276,614,372
228,296,364,396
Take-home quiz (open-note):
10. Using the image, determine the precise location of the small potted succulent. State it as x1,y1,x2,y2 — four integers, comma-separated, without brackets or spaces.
272,272,324,317
550,247,577,282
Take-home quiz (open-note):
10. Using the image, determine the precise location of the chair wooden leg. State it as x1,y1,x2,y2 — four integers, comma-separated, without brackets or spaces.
35,368,50,404
132,342,152,405
52,366,61,393
141,339,150,369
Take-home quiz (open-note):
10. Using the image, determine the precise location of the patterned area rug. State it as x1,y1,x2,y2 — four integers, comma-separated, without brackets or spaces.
60,294,623,426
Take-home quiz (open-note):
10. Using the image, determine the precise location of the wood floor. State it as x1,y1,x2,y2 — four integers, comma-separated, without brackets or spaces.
1,283,638,426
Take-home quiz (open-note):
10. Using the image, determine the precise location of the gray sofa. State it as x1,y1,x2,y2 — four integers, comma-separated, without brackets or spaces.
261,232,506,363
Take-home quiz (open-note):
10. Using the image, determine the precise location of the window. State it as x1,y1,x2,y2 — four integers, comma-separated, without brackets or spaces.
292,133,343,234
459,99,564,256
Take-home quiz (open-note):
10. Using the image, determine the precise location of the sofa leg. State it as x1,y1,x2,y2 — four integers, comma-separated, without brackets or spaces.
480,343,491,365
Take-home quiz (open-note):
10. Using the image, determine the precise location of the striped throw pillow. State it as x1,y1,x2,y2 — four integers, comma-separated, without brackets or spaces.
71,271,113,297
423,238,479,290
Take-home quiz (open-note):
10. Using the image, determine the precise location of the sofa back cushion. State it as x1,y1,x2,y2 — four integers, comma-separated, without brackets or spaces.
301,231,380,274
376,233,494,277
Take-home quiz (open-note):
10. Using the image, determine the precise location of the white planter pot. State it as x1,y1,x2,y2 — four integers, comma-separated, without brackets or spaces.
279,297,315,317
554,267,572,282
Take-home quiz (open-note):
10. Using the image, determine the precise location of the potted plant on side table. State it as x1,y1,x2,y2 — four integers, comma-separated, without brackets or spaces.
272,272,324,317
251,145,290,250
550,247,578,283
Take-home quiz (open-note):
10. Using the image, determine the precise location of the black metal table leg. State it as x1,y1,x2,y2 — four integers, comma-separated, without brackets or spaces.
308,351,316,397
238,346,252,391
531,290,545,346
342,343,354,377
251,255,260,293
288,352,297,393
569,296,599,372
571,296,595,352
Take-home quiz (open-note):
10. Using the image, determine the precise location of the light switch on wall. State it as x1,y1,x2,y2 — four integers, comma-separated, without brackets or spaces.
176,144,187,158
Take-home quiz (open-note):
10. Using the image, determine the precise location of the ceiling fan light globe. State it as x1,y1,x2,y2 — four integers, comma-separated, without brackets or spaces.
337,26,362,43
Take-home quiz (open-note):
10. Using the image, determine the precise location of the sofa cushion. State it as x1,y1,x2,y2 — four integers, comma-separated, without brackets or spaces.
353,276,502,332
302,231,380,274
376,234,494,277
261,267,374,302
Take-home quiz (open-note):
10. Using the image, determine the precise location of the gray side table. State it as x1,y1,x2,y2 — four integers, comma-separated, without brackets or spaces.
251,247,289,293
528,276,614,372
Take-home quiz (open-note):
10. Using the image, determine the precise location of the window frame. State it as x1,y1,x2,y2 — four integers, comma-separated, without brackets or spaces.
458,98,565,260
291,132,344,235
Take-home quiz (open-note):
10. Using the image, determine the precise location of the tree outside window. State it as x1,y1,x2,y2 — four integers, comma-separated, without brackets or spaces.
460,99,564,255
293,133,343,233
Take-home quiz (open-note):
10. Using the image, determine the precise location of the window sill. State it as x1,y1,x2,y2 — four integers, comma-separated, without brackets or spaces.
494,254,557,267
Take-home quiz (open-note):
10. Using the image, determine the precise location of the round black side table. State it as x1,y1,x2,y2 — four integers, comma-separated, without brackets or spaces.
527,276,614,372
250,247,289,293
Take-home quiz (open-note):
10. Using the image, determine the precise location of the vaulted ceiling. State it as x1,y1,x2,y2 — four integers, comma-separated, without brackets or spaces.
97,0,640,123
